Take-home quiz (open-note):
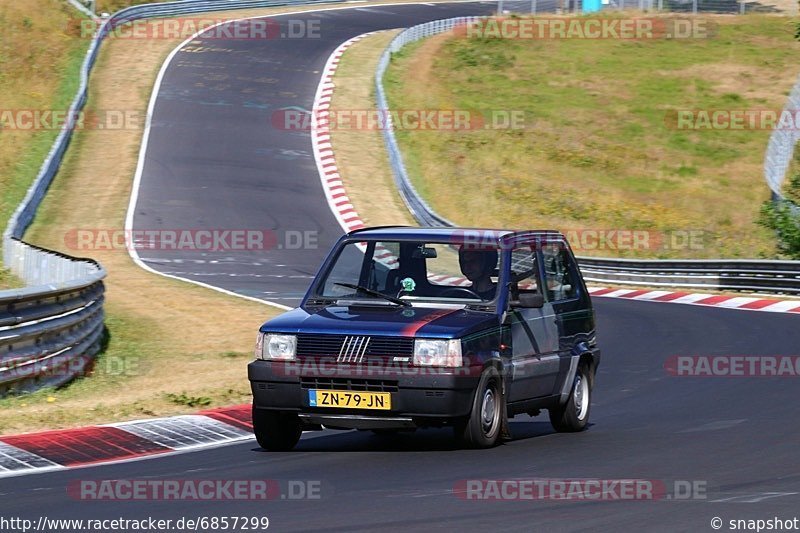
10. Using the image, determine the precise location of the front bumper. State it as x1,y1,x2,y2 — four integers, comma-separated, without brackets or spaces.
248,360,479,429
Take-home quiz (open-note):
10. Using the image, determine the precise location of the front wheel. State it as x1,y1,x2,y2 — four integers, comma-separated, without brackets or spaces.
252,407,302,451
549,364,592,432
456,367,503,448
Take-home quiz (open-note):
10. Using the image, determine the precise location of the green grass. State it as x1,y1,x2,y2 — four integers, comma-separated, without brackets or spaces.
384,14,800,258
0,42,88,223
0,304,260,435
0,268,22,289
0,1,91,261
96,0,162,13
0,4,278,435
0,312,157,434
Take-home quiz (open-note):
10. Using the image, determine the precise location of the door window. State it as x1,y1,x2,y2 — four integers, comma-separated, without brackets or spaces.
542,243,577,301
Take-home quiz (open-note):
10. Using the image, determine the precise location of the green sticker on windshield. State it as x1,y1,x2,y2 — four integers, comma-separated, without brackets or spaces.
400,277,416,292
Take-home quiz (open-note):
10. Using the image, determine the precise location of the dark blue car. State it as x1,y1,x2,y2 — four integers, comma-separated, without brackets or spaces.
248,227,600,449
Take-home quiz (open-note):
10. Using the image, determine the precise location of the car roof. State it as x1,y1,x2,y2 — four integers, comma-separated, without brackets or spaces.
346,226,564,242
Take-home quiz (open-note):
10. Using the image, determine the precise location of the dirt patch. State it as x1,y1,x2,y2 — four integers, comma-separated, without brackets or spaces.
668,63,795,104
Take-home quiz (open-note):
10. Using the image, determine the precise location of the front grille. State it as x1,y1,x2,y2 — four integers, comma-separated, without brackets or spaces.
337,336,371,363
300,376,399,393
296,334,414,363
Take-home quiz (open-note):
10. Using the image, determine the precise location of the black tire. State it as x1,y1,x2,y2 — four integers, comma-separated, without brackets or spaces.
456,367,503,448
252,407,302,451
549,363,592,432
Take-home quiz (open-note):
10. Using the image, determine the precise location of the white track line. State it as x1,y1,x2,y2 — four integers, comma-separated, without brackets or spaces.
124,2,479,310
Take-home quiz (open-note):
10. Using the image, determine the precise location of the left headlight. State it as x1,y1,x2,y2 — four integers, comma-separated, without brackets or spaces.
255,333,297,360
413,339,462,367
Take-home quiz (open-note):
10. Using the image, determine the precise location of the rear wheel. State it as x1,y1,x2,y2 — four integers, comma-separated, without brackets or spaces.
252,407,302,451
456,367,503,448
549,363,592,432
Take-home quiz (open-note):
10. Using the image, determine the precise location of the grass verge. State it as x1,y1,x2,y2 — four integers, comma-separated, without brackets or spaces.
1,0,473,435
0,0,91,287
0,268,22,289
0,5,350,434
329,30,417,228
382,14,800,259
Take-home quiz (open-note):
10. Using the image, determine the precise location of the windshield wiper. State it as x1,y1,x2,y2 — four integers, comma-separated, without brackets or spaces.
333,282,411,307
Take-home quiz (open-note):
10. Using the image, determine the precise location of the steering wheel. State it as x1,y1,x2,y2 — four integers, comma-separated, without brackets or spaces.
440,287,482,299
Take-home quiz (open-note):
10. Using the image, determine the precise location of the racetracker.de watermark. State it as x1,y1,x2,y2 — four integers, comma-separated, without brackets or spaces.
0,355,141,382
0,109,143,131
455,17,716,40
63,229,318,252
451,229,706,252
665,109,800,130
563,229,705,252
271,358,483,378
665,356,800,377
68,479,322,500
75,17,320,40
271,107,529,131
454,479,707,500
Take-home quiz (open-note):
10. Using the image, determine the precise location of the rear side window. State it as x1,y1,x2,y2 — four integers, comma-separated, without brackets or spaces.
542,243,577,301
509,246,539,294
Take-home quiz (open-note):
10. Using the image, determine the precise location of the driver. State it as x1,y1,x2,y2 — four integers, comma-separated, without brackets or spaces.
458,247,499,300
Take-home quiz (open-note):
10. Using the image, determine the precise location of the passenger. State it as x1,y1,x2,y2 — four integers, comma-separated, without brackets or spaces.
458,247,499,300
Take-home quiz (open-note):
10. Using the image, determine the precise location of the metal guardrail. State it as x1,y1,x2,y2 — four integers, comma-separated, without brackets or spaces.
764,77,800,202
600,0,796,14
374,17,800,295
1,0,356,396
0,238,106,395
67,0,95,17
374,17,481,227
577,256,800,293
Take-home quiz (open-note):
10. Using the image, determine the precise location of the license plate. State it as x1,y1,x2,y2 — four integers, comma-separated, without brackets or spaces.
308,389,391,410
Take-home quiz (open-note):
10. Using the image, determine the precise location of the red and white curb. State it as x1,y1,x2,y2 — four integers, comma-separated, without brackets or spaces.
0,404,252,478
311,32,379,234
588,287,800,313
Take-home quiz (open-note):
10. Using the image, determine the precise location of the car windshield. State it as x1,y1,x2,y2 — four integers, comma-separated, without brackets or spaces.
313,239,502,304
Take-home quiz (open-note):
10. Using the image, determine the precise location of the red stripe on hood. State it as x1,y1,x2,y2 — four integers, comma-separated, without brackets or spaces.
401,308,460,337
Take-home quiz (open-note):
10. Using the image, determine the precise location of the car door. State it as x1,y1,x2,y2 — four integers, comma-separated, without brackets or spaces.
505,244,561,402
540,239,592,394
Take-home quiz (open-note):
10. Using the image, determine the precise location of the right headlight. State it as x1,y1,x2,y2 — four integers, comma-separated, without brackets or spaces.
255,333,297,360
413,339,462,367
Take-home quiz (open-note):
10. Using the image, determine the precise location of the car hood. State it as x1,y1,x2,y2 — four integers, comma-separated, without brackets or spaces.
260,304,498,339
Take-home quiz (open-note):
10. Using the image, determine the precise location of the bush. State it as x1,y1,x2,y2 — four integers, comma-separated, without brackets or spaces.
760,202,800,258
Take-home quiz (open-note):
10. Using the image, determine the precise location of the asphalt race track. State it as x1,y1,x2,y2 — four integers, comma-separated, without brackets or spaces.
6,3,799,532
130,1,547,306
3,299,800,530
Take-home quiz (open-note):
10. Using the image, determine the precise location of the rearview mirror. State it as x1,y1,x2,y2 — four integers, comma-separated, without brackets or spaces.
510,292,544,309
412,246,438,259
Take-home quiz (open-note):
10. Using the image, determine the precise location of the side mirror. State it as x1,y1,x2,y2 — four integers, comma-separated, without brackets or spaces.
510,292,544,309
